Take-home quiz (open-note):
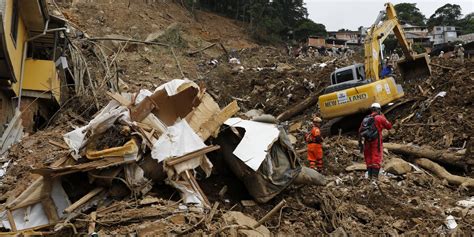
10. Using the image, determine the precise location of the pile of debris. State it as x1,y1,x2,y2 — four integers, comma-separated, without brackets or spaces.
0,79,326,235
388,57,473,152
203,47,360,116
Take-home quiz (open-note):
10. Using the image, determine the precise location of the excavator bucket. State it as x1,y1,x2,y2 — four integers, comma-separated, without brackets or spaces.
397,53,431,80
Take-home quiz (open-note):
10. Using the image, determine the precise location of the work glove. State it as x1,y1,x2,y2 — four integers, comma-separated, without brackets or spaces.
358,140,364,153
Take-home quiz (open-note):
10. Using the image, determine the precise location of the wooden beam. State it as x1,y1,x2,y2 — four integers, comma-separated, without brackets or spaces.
48,140,69,150
88,211,97,235
165,145,220,166
6,210,16,232
64,187,104,213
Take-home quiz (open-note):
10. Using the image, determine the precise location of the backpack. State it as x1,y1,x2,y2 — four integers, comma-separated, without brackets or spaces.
360,115,379,141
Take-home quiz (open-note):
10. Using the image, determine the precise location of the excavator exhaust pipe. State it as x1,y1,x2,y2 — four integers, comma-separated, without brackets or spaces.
397,53,431,80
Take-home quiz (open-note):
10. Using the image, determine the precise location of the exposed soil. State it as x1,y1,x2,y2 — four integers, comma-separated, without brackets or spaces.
0,1,472,236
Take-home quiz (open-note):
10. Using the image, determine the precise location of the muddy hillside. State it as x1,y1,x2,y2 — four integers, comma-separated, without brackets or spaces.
0,0,472,236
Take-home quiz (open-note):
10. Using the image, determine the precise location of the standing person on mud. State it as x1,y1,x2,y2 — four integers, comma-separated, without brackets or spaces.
358,103,392,179
306,116,324,171
456,44,465,64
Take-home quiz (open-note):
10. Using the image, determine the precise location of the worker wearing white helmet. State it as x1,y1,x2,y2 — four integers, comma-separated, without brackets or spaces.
305,116,324,171
358,102,392,180
456,44,465,64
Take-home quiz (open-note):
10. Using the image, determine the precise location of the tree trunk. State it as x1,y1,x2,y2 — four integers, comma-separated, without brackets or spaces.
276,89,323,122
346,140,469,168
415,158,474,189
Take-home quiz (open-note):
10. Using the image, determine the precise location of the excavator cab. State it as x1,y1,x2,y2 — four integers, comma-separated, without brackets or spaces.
397,53,431,80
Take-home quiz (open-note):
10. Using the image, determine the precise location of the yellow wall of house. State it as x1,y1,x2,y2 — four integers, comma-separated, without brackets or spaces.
23,59,60,102
4,0,28,96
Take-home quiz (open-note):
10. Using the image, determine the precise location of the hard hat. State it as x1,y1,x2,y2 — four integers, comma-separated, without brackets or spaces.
313,117,322,123
371,103,381,109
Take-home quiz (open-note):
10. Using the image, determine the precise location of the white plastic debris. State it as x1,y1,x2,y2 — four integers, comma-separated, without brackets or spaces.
151,119,206,162
445,215,457,229
435,91,447,98
319,63,327,68
224,118,280,171
456,197,474,208
229,57,241,64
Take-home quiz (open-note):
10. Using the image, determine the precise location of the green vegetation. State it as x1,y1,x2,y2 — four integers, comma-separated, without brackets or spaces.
181,0,327,43
394,3,426,26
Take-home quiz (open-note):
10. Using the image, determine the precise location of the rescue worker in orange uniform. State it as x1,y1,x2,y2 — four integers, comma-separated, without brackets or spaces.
359,103,392,179
306,117,323,171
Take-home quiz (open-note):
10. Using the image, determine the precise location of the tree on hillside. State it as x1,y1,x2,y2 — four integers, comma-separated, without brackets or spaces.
294,19,326,40
457,12,474,34
182,0,326,43
394,3,426,26
427,4,462,27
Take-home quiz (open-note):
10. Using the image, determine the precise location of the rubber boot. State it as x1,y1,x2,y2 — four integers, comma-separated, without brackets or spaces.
372,168,380,180
366,168,372,179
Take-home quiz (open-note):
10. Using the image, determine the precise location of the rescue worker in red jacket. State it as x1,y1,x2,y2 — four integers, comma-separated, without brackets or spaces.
306,117,323,171
359,103,392,179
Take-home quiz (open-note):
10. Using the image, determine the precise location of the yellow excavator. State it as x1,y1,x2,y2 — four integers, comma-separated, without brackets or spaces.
318,2,431,134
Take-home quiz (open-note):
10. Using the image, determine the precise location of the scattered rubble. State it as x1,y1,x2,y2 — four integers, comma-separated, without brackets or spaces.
0,1,472,236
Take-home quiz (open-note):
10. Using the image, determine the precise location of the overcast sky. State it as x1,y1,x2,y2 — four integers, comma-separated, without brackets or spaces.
306,0,474,31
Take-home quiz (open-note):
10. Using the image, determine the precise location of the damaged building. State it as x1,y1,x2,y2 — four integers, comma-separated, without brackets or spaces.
0,0,68,143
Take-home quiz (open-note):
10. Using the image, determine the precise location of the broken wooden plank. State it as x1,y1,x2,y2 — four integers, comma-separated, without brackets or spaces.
0,110,24,156
6,210,17,232
64,187,104,213
165,145,220,166
187,43,217,56
184,170,210,207
32,158,133,177
429,62,455,71
48,140,69,150
88,211,97,235
241,200,257,207
206,202,219,224
253,199,286,228
106,91,132,106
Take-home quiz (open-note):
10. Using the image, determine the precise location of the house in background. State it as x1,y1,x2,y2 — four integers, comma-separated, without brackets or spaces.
328,30,361,45
401,23,431,47
0,0,68,138
430,26,458,46
307,36,325,47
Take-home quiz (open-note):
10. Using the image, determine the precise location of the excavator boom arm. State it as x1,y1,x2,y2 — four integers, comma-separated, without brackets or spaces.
364,3,415,81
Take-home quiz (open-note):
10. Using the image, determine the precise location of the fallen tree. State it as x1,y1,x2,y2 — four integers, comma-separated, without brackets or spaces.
346,140,468,168
415,158,474,190
276,89,323,122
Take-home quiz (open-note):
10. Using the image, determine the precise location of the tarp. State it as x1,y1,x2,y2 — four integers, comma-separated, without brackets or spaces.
213,120,301,203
